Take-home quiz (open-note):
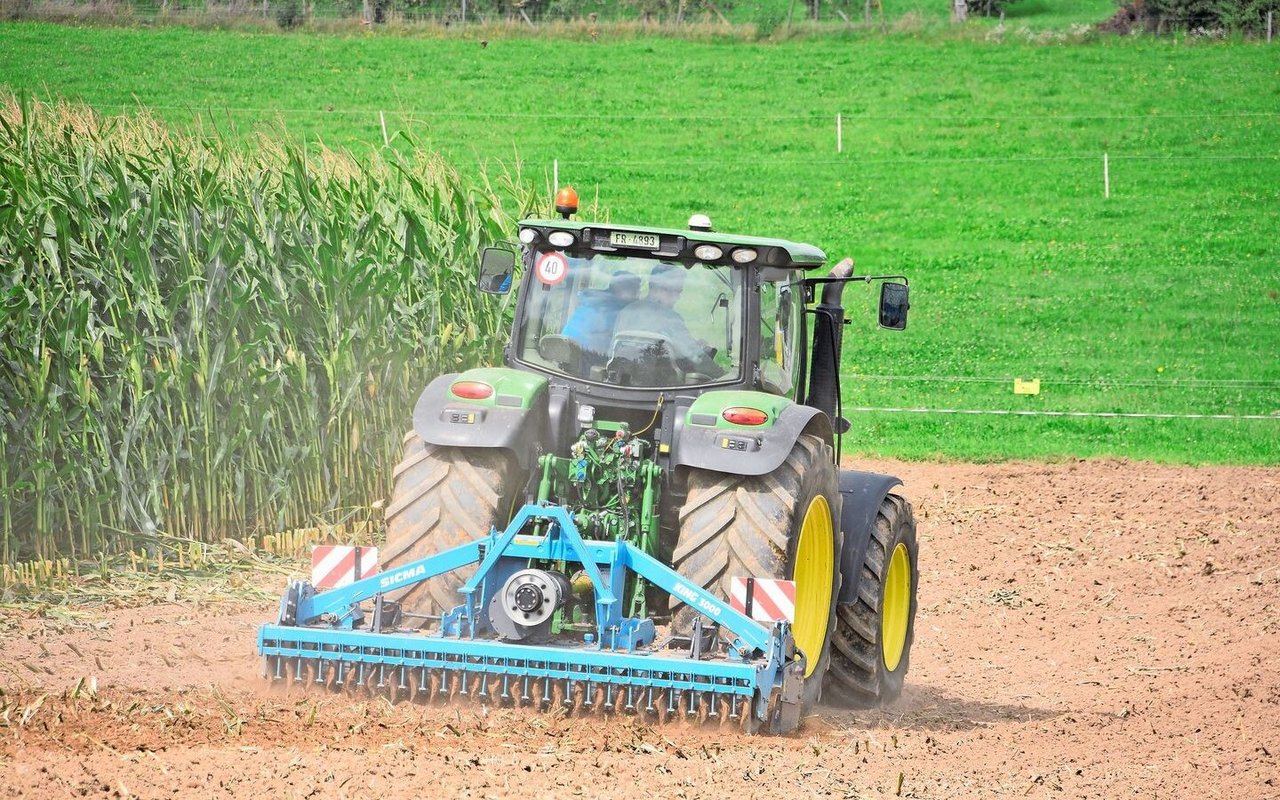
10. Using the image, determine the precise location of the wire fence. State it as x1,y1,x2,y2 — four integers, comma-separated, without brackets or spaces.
839,372,1280,423
849,374,1280,390
848,406,1280,421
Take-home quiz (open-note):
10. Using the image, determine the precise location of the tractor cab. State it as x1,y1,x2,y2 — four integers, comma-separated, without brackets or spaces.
479,203,848,408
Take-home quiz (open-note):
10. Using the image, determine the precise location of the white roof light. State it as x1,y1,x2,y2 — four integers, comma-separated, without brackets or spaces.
688,214,713,232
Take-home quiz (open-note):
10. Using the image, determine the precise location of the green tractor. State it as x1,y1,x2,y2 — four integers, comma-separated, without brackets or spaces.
382,190,917,709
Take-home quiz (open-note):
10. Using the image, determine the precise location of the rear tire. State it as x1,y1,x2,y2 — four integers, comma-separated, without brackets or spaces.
823,493,918,707
671,434,842,706
382,433,523,619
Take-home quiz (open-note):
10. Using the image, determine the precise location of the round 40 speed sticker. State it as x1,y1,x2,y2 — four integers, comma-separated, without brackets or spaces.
535,252,569,285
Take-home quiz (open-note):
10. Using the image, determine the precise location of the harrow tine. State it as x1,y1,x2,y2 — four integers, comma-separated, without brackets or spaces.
273,656,284,681
521,676,531,705
625,685,636,713
645,686,656,714
729,694,740,721
541,676,552,708
376,664,387,689
686,690,697,716
706,692,719,718
500,674,511,702
583,680,594,709
605,682,615,710
562,680,573,709
478,671,490,700
667,688,678,714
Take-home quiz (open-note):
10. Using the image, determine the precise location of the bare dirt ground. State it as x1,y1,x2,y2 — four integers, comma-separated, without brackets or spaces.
1,459,1277,799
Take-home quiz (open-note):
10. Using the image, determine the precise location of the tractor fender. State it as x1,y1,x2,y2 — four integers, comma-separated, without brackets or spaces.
672,392,833,477
836,469,904,605
412,367,549,472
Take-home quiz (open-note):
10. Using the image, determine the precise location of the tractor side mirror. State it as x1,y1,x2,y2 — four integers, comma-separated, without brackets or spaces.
478,247,516,295
878,282,909,330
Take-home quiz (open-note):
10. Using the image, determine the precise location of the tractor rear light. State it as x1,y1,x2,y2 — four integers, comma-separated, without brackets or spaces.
518,228,539,244
722,407,769,426
694,244,723,262
450,380,494,400
548,230,575,247
731,248,757,264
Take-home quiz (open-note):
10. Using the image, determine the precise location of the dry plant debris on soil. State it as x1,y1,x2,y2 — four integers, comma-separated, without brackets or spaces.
0,459,1277,798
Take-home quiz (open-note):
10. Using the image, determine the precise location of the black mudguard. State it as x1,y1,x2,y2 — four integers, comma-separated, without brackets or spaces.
836,469,904,604
672,404,833,478
411,373,550,472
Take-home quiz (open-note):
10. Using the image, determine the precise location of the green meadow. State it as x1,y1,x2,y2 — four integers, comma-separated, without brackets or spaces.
2,21,1278,464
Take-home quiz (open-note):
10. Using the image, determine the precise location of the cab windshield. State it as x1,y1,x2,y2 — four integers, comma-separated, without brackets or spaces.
516,250,744,387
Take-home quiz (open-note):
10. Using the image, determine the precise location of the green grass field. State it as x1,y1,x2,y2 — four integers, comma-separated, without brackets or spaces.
3,21,1278,464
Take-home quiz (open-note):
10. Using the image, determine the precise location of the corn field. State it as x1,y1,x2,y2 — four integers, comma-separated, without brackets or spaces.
0,94,539,563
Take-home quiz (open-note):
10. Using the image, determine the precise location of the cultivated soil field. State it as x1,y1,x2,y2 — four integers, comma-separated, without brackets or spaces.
1,458,1277,799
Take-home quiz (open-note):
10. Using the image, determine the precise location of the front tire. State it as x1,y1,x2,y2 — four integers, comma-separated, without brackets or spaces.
671,434,842,705
382,433,523,618
824,493,918,707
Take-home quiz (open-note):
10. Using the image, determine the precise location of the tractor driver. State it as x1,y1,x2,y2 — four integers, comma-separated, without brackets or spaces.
614,264,725,379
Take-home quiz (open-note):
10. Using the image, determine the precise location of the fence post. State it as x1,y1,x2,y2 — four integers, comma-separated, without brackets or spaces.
553,160,559,194
1268,10,1273,43
837,113,843,154
1104,152,1110,199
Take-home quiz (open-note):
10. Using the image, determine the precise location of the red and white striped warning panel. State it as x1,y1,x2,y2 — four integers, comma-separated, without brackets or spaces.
729,576,796,623
310,545,380,590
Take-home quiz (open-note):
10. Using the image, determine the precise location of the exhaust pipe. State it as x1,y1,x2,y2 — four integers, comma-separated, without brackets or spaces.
805,257,854,423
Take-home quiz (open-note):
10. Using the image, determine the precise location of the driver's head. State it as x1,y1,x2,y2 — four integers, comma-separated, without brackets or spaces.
608,271,641,304
647,264,685,309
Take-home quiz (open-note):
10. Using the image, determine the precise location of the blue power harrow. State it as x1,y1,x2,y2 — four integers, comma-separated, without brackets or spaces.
258,504,807,733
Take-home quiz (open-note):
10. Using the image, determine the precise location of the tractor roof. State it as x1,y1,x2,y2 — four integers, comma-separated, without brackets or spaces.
519,218,827,270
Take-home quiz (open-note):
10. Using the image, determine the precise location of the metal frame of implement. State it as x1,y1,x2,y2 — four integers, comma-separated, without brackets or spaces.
258,504,805,731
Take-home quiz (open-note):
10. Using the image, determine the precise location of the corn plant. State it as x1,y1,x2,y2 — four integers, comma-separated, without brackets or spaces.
0,93,540,563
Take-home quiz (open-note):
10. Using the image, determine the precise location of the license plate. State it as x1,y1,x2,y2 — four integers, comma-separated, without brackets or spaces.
610,231,660,249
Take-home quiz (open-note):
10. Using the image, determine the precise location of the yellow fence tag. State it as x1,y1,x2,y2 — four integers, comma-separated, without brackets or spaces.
1014,378,1041,395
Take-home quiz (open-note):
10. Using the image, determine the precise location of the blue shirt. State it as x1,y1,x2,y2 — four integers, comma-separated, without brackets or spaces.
561,291,629,356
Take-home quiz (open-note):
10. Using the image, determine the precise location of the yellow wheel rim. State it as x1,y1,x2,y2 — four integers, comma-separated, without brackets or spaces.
792,495,835,678
881,542,911,672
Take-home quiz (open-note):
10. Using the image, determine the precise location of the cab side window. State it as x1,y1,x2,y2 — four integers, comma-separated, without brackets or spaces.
759,281,798,396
